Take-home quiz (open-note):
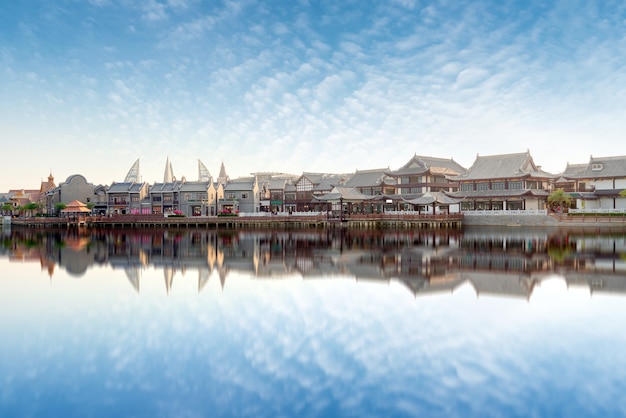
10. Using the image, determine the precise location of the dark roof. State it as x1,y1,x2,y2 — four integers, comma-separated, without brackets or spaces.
403,192,463,205
224,178,255,191
570,155,626,179
108,182,137,193
179,181,210,192
387,155,466,177
450,151,554,181
344,168,393,188
450,189,550,199
313,186,378,203
561,162,587,176
149,182,180,193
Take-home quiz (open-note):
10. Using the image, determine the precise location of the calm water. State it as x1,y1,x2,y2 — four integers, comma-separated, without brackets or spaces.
2,225,626,418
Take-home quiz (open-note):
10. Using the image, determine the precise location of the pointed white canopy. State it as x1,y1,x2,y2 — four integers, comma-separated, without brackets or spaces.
124,159,140,183
164,157,174,183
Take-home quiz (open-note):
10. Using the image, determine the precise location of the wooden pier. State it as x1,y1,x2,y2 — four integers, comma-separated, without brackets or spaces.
10,213,464,230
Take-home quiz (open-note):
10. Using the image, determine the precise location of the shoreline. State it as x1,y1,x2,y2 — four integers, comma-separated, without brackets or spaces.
5,213,626,230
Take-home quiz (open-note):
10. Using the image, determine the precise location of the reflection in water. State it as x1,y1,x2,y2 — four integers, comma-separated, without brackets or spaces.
3,226,626,417
3,226,626,299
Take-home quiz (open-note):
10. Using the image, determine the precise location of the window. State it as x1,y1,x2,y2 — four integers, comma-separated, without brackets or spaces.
491,182,505,190
592,163,603,171
508,181,523,190
241,193,248,199
460,183,473,192
296,178,313,191
227,192,236,199
476,183,489,191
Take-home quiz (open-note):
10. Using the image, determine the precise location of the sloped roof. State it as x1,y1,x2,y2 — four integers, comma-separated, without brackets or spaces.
388,155,466,177
403,192,463,206
61,200,91,213
299,172,347,187
149,182,180,193
450,151,553,181
179,181,210,192
268,178,288,190
313,186,378,203
561,162,587,176
449,189,550,199
570,155,626,179
224,178,255,191
312,176,344,192
108,182,135,193
344,168,393,188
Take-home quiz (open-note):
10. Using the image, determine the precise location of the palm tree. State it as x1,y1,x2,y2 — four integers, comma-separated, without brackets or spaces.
23,202,41,217
54,202,67,216
1,203,13,216
548,189,572,213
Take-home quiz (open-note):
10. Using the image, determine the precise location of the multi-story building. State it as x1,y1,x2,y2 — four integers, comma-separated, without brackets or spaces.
563,155,626,211
220,177,260,214
386,155,466,197
449,151,554,211
149,181,182,215
294,172,348,211
46,174,98,215
107,181,150,214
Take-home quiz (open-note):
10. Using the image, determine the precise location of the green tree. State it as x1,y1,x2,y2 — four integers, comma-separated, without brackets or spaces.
548,189,572,212
620,189,626,198
54,202,67,216
23,202,40,217
1,203,13,216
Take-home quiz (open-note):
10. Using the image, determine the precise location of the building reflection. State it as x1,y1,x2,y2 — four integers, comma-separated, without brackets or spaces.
2,227,626,299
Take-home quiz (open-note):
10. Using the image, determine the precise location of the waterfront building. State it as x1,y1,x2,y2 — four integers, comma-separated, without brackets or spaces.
563,155,626,211
252,173,299,213
38,173,56,214
107,160,150,215
92,185,109,216
386,155,466,197
220,176,260,214
108,182,151,214
449,151,554,211
45,174,98,216
344,168,396,196
149,181,182,215
294,172,348,212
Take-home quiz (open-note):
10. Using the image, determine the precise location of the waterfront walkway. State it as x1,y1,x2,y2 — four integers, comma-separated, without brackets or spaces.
9,213,464,229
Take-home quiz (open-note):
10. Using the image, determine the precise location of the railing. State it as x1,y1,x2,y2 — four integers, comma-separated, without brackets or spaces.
463,210,547,215
570,209,626,214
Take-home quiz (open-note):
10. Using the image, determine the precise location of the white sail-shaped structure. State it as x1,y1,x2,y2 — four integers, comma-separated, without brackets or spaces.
198,159,211,182
124,159,140,183
164,157,174,183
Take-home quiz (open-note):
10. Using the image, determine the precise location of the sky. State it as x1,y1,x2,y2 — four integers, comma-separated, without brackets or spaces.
1,0,625,191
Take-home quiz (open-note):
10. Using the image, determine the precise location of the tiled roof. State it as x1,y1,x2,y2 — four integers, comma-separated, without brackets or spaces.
224,178,255,191
179,181,210,192
268,179,288,190
108,182,135,192
450,151,552,181
313,186,378,202
344,168,392,188
561,162,587,176
449,189,550,199
571,155,626,179
150,182,180,193
388,155,466,177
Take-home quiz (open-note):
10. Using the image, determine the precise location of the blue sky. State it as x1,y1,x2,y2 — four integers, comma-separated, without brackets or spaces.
1,0,625,191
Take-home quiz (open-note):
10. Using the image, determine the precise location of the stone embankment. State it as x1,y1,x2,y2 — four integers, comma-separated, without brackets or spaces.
464,213,626,228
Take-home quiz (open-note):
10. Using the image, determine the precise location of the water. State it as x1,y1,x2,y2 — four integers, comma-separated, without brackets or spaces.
1,226,626,417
